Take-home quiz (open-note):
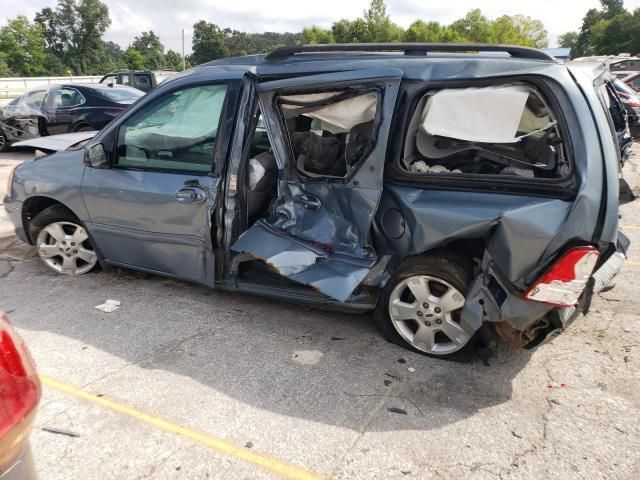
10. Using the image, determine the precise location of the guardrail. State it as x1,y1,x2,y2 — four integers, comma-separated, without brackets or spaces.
0,76,102,100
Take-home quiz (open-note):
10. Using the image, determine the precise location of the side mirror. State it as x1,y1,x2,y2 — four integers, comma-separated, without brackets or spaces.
85,143,109,168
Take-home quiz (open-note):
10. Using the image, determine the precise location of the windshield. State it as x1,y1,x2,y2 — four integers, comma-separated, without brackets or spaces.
98,87,144,103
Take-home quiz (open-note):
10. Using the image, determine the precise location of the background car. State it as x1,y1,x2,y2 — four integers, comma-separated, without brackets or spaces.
622,71,640,92
613,78,640,127
0,312,40,480
0,84,143,151
99,70,174,92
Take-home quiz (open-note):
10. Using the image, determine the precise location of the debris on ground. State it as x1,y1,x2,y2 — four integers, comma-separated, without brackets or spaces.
384,380,392,387
397,358,407,364
95,299,121,313
41,427,80,438
244,441,253,449
387,407,408,415
407,367,416,373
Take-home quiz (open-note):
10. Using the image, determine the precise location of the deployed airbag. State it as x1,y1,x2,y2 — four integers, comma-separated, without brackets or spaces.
421,85,530,143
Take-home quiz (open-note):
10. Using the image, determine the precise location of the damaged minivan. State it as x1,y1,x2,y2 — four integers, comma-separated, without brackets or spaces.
3,44,632,360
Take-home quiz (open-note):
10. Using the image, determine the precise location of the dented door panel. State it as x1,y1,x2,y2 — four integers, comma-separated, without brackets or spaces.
232,69,401,301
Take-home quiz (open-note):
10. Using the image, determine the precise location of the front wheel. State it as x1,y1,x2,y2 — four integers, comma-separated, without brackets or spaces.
374,254,478,361
0,131,9,152
29,205,98,275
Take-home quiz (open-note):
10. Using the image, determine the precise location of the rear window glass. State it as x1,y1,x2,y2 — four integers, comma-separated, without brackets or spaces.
98,87,144,103
401,83,569,180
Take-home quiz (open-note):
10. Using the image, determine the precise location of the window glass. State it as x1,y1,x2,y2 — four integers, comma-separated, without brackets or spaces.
22,90,47,109
133,74,151,91
401,84,569,179
101,75,117,84
97,86,144,103
278,91,378,178
52,88,85,108
117,84,228,173
120,74,131,85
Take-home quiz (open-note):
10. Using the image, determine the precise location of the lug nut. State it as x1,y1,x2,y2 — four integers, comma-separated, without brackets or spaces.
417,311,423,317
423,302,429,309
436,319,442,324
434,307,441,314
71,242,75,246
62,241,66,245
73,250,78,254
425,321,431,326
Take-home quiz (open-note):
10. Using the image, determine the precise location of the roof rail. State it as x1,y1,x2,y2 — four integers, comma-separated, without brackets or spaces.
265,43,555,62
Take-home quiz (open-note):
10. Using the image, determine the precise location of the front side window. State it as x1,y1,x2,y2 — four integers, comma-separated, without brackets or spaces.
101,75,117,85
120,74,131,86
116,84,228,173
277,90,379,178
52,88,85,108
401,83,569,180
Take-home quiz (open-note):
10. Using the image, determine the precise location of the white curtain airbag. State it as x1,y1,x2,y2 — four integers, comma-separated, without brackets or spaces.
421,85,530,144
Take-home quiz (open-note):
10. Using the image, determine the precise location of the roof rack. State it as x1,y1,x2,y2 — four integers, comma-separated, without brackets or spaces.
265,43,555,62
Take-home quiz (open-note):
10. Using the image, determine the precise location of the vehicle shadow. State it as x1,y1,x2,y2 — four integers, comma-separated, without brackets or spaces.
2,250,534,433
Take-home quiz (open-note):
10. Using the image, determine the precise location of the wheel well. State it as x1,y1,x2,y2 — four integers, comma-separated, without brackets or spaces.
73,121,93,132
22,197,76,243
418,238,486,275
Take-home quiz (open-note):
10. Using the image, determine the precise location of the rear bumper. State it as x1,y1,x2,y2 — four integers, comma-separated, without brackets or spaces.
0,445,37,480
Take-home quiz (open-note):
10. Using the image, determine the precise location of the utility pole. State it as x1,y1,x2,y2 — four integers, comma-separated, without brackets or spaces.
182,28,186,71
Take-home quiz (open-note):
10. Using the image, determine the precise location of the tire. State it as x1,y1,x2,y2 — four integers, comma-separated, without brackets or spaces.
374,253,478,362
29,204,99,275
0,131,9,152
73,123,94,133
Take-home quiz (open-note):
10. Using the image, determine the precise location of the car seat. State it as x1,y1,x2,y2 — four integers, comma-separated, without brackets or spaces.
246,151,278,221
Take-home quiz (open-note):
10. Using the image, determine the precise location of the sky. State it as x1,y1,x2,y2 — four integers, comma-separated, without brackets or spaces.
2,0,640,53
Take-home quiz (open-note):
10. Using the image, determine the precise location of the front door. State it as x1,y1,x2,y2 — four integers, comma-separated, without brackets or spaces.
232,69,401,301
81,82,235,285
43,86,86,134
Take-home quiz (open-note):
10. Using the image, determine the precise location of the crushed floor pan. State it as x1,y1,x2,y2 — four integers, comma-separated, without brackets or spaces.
232,220,374,302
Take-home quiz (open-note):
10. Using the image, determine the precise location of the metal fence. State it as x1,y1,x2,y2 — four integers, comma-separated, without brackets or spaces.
0,76,102,100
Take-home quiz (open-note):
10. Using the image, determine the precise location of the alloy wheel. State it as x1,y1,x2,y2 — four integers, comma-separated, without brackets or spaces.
36,221,97,275
388,275,470,355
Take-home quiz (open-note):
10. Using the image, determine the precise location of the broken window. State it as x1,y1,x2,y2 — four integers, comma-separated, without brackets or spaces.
401,84,570,179
277,90,379,178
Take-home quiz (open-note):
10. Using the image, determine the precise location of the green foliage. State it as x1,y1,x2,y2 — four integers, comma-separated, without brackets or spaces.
558,31,579,50
301,26,334,45
0,16,47,76
190,20,229,65
0,0,581,78
165,50,184,71
572,0,640,56
131,31,166,69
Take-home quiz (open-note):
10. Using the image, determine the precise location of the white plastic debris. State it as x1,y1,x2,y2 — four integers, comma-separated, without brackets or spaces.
95,299,121,313
408,367,416,373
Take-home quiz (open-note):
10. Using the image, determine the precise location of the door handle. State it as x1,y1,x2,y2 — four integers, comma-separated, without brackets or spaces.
293,194,321,211
175,187,206,204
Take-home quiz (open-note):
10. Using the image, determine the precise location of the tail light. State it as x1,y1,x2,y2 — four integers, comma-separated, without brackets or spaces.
625,99,640,108
523,246,600,307
0,313,40,470
105,108,125,117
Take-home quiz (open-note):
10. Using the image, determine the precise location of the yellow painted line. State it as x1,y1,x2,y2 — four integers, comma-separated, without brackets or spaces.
40,374,323,480
621,224,640,230
627,259,640,266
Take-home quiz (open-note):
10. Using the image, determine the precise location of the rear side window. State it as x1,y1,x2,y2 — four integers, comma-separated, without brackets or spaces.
277,90,380,178
98,87,144,103
133,74,152,91
52,88,85,108
101,75,117,85
116,84,228,173
401,83,570,180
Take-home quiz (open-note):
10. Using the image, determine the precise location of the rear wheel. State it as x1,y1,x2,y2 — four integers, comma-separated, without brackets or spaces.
29,205,98,275
374,254,478,361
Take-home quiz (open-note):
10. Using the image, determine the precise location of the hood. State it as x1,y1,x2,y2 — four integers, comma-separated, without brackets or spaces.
12,131,97,152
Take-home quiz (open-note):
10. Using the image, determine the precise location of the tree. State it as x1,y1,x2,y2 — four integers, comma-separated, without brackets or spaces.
123,47,145,70
300,26,334,44
0,16,47,76
404,20,461,43
165,50,184,71
558,31,579,50
332,19,368,43
131,31,165,69
35,0,111,74
191,20,229,65
362,0,403,42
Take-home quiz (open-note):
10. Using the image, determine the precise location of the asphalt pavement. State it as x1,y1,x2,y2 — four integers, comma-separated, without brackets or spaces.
1,148,639,479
